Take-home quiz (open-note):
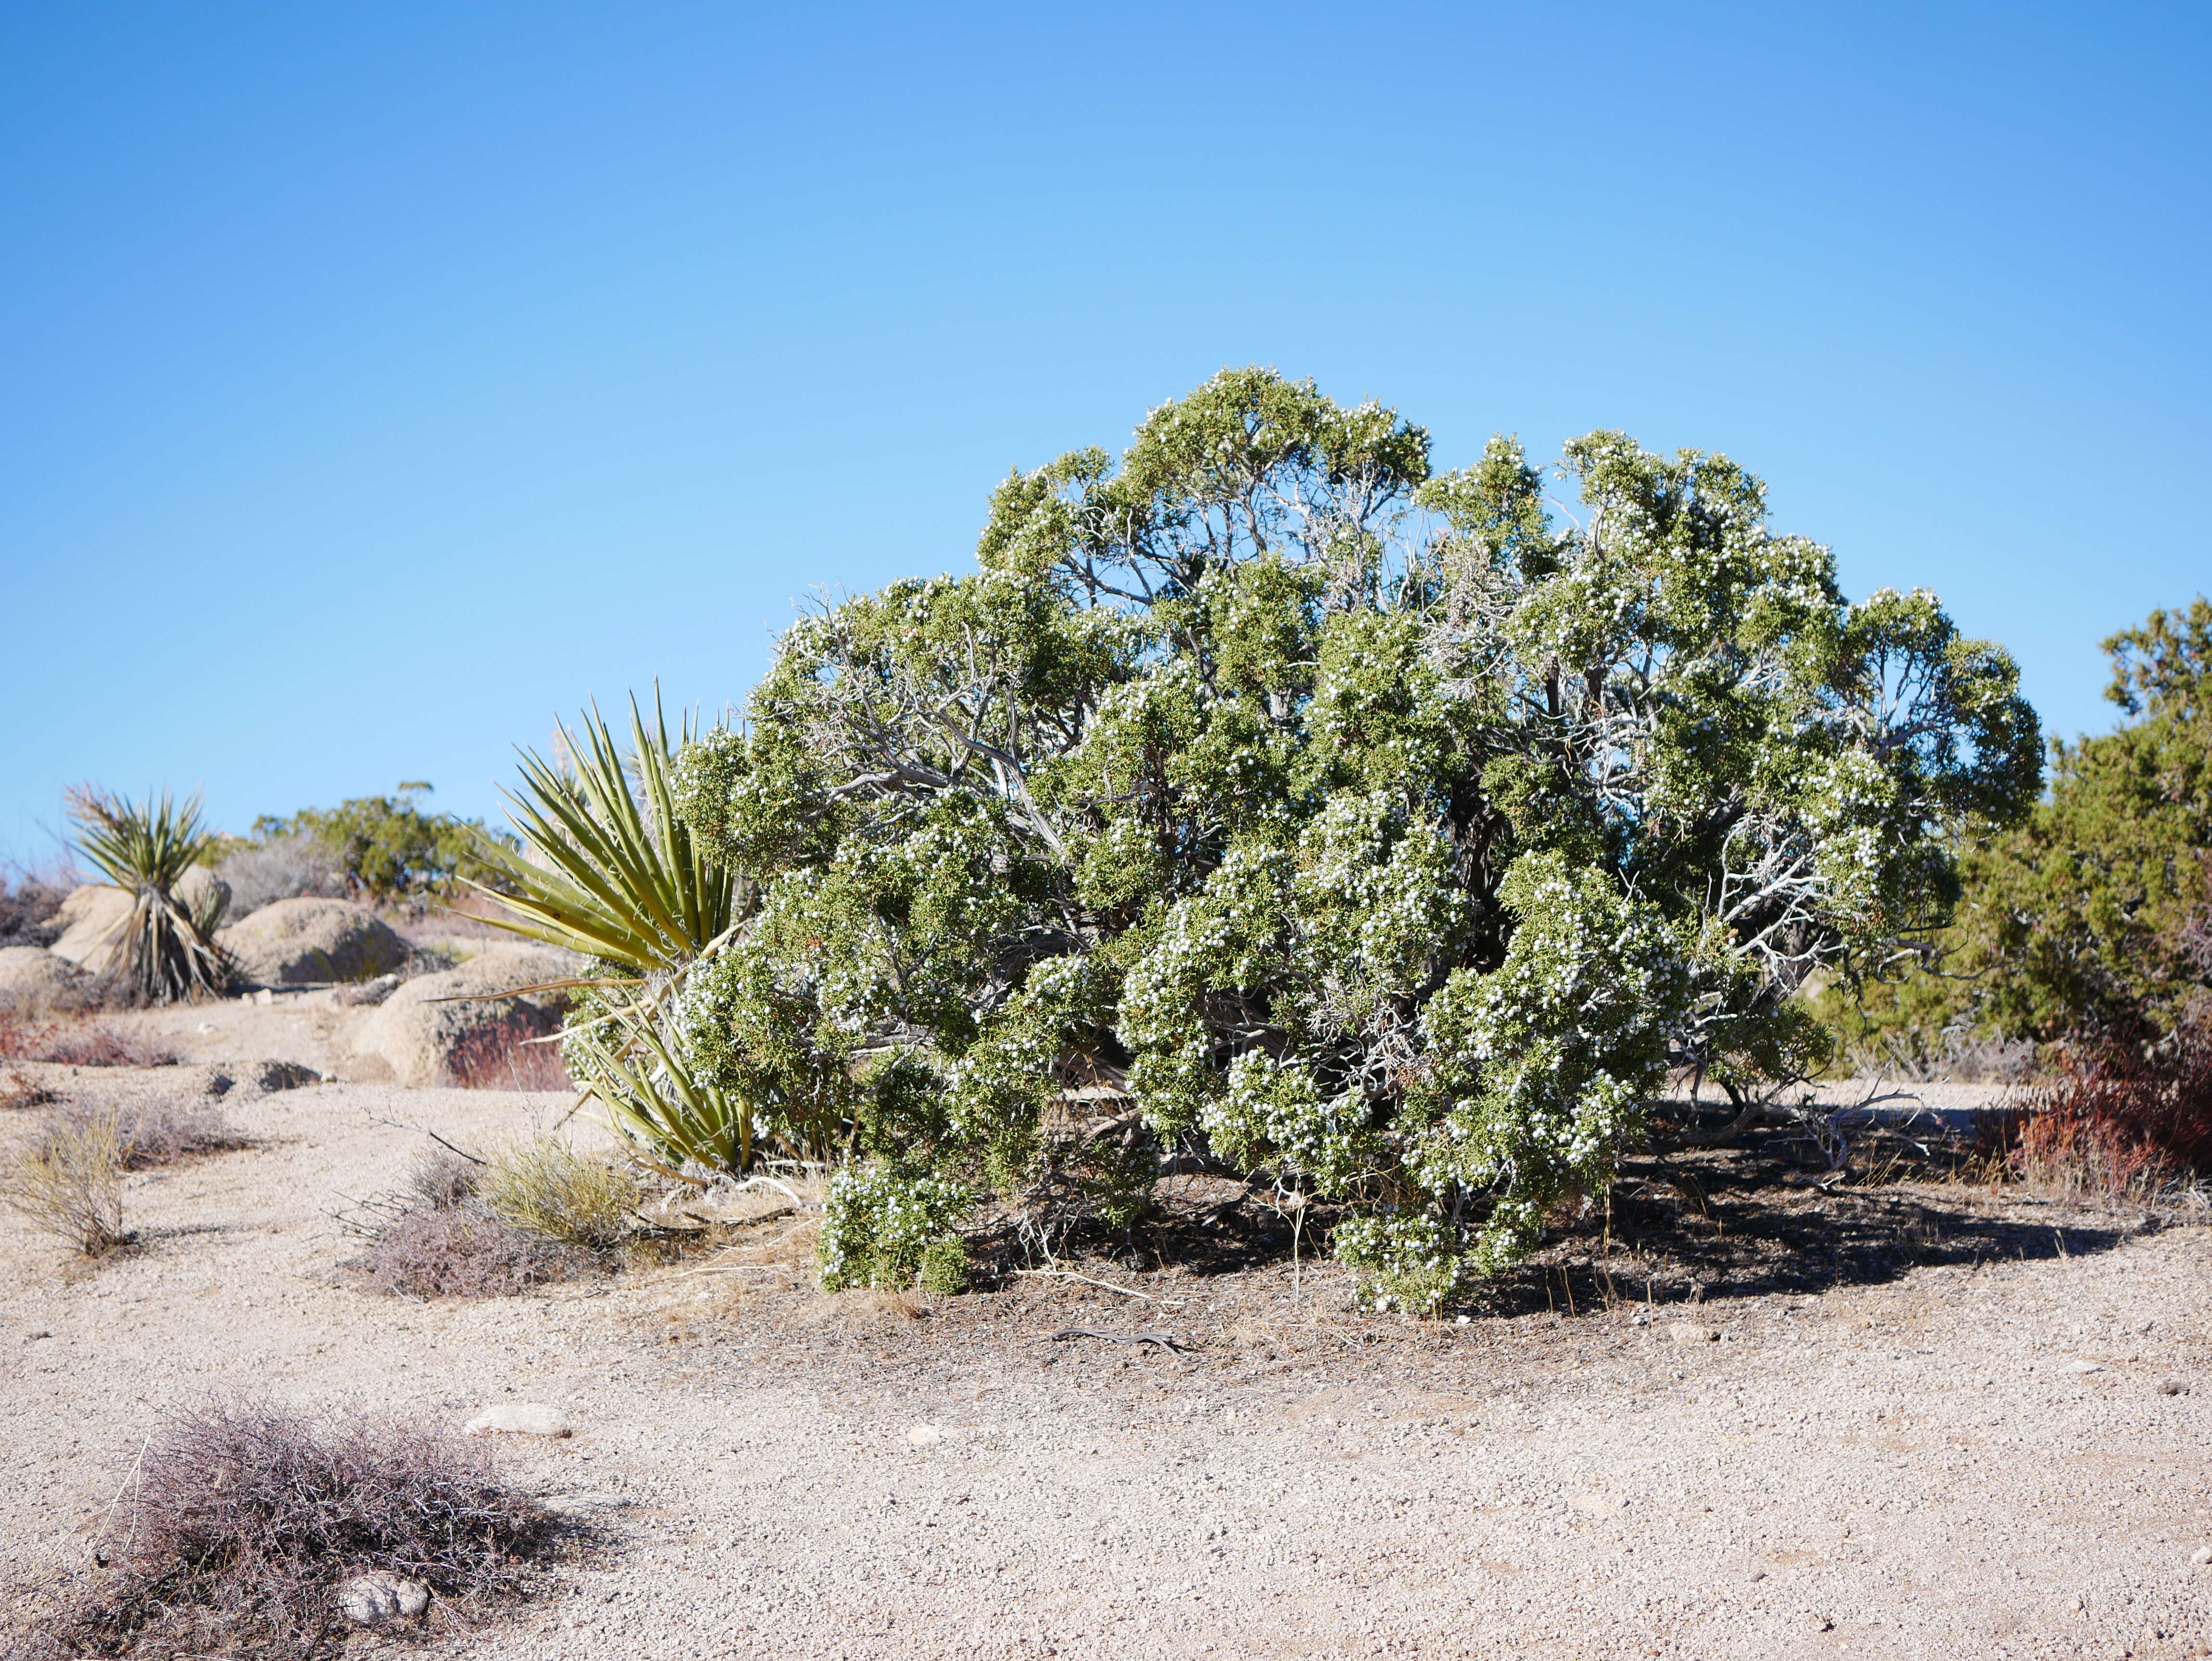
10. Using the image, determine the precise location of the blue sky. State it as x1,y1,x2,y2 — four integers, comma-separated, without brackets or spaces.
2,2,2206,863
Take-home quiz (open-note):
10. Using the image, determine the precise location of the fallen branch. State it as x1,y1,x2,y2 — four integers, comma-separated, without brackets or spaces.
1011,1268,1157,1302
1052,1328,1185,1352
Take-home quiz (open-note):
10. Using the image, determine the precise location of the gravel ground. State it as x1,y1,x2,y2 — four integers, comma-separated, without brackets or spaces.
0,1066,2208,1661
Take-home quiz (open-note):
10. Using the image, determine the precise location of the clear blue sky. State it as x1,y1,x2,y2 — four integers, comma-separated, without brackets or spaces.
3,2,2206,864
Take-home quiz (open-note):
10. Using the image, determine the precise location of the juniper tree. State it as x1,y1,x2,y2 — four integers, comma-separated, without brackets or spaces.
671,369,2040,1305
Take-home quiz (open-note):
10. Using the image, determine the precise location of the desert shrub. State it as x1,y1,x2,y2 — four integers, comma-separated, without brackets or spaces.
818,1165,971,1292
0,1106,125,1254
348,1145,608,1298
0,1017,182,1067
354,1202,586,1298
44,1401,559,1660
0,867,70,948
66,787,234,1005
1828,596,2212,1060
669,369,2039,1296
250,783,501,906
914,1232,971,1295
214,832,348,917
477,1137,642,1250
448,1020,572,1091
1983,1019,2212,1205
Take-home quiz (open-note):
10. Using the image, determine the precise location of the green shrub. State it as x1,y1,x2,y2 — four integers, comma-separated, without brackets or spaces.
915,1233,972,1295
1823,595,2212,1059
818,1166,971,1292
669,371,2038,1302
250,782,496,904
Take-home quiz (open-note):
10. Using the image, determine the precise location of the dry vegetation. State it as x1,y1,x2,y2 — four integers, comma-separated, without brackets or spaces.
18,1403,564,1661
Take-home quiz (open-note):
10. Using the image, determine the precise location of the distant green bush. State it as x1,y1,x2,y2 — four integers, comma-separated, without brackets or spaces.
246,782,504,904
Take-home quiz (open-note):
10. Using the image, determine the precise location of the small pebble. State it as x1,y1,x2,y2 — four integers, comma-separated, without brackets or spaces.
463,1403,574,1438
2064,1360,2104,1375
2191,1545,2212,1567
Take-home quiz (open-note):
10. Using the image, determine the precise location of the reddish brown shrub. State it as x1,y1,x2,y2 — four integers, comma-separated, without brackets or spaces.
37,1401,560,1659
1984,1021,2212,1202
354,1201,590,1298
448,1021,571,1092
0,1018,181,1068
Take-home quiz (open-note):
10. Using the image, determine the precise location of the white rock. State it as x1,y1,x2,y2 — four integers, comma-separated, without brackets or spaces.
905,1423,943,1448
337,1572,431,1623
2192,1544,2212,1566
464,1402,574,1438
2064,1360,2105,1375
48,885,133,971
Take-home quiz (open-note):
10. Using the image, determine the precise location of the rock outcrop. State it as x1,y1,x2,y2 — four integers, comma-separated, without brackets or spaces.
0,946,93,1013
217,897,410,986
355,943,578,1087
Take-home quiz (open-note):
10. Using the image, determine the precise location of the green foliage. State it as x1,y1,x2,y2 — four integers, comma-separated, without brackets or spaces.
672,369,2039,1299
1828,596,2212,1054
252,783,489,903
472,695,756,1174
817,1165,972,1292
915,1233,972,1295
66,786,234,1003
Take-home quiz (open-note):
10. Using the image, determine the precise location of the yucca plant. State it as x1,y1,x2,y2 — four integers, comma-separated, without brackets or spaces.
66,787,234,1005
471,692,756,1175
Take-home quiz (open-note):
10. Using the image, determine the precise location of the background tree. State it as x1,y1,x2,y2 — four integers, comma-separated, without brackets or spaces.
1852,597,2212,1052
671,369,2040,1305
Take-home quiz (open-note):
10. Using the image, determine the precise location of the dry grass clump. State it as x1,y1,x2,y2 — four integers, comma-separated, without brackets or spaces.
477,1136,640,1249
37,1401,561,1659
0,1017,181,1068
1,1107,126,1255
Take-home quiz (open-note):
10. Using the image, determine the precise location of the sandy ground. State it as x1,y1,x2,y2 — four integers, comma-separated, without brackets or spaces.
1,1042,2208,1660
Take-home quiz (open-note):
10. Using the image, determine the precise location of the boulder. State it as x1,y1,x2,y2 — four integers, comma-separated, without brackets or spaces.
355,943,578,1088
0,946,93,1013
217,897,410,986
49,885,133,971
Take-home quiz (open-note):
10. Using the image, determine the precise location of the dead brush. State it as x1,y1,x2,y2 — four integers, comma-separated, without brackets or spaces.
447,1021,572,1092
344,1144,611,1299
0,1106,127,1255
35,1401,562,1660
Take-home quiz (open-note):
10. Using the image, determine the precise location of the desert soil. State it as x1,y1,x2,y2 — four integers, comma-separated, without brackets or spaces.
1,1007,2208,1660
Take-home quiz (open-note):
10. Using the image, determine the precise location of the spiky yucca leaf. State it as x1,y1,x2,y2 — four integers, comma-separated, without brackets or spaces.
562,991,752,1175
474,693,754,1173
470,693,737,975
65,787,234,1005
